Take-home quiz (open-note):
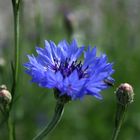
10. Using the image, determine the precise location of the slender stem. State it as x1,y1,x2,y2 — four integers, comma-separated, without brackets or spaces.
7,0,21,140
14,7,19,91
112,104,127,140
8,115,15,140
11,0,20,98
33,101,65,140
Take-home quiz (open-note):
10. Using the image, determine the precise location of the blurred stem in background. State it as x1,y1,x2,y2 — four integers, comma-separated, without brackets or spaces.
61,6,74,41
7,0,22,140
34,0,43,46
63,11,74,40
112,83,134,140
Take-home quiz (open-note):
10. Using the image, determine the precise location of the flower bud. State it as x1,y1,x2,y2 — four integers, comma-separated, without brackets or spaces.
116,83,134,106
0,85,12,105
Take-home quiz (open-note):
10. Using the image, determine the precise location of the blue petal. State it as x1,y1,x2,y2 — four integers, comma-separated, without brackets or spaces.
58,39,69,60
83,46,97,68
87,87,103,100
63,70,86,99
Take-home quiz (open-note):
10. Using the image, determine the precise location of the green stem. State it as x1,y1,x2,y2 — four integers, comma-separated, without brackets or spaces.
11,0,20,98
112,104,127,140
8,115,15,140
7,0,21,140
33,101,65,140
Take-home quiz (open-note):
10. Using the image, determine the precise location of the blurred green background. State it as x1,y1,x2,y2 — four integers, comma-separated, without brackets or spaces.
0,0,140,139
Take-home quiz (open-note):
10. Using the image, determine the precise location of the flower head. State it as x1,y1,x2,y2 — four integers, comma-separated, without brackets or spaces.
24,39,114,100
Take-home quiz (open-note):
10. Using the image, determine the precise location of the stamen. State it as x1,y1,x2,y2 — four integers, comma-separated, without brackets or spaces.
53,58,89,79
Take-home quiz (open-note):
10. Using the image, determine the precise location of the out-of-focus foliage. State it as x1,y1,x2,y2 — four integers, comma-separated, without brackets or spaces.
0,0,140,139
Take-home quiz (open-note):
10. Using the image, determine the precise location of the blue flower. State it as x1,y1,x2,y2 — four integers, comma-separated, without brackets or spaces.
24,39,114,100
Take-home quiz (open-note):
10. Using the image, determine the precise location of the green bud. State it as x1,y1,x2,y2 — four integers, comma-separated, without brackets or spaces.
116,83,134,106
0,85,12,105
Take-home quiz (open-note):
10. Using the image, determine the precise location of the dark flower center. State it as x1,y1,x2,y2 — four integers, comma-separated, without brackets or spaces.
53,58,89,79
